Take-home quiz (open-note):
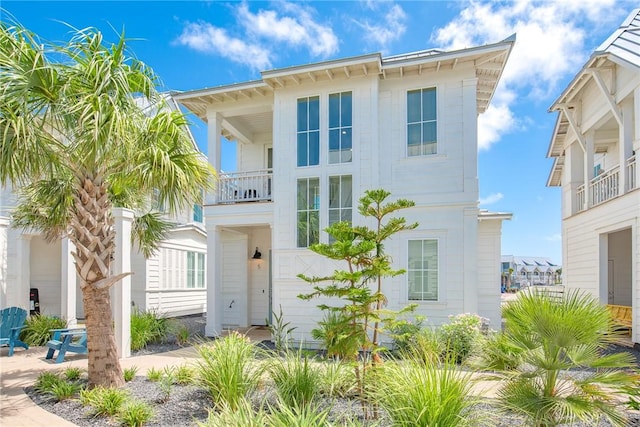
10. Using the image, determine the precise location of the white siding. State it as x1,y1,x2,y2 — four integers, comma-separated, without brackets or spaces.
29,237,61,317
477,219,503,328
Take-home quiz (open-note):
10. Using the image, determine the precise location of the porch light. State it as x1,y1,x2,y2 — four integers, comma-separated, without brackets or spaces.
252,247,262,260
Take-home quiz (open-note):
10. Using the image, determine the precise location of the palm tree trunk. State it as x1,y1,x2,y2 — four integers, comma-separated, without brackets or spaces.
71,174,124,388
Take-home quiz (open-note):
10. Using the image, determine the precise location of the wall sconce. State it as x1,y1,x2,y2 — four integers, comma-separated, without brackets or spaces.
252,247,262,260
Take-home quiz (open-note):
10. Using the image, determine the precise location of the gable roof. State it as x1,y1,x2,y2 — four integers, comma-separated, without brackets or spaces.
546,9,640,187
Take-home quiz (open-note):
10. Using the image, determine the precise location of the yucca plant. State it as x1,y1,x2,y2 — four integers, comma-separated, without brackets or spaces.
196,331,264,410
269,350,322,409
20,314,67,346
493,289,637,427
371,359,478,427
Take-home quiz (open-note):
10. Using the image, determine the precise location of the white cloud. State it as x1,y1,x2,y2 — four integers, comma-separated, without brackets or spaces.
355,3,407,50
236,2,338,57
479,192,504,205
431,0,626,150
176,22,271,70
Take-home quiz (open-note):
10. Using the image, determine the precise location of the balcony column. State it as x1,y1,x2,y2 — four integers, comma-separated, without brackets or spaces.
206,110,223,205
0,217,8,309
584,131,595,208
111,207,133,359
60,237,77,326
619,99,633,195
205,224,223,336
633,87,640,189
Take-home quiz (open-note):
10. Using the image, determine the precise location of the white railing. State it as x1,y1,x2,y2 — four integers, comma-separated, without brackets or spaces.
576,184,585,213
626,155,636,191
216,169,273,204
589,166,619,207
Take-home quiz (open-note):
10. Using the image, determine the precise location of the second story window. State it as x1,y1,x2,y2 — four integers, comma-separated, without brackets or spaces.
329,91,352,164
297,96,320,167
193,204,203,223
407,88,437,156
297,178,320,247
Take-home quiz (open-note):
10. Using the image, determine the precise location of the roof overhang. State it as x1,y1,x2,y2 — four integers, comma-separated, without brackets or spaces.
478,209,513,221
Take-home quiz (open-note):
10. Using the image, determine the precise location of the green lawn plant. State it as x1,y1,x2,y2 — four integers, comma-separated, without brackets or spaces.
63,367,84,381
267,305,297,353
118,401,154,427
123,366,139,382
492,289,638,426
146,367,163,382
298,189,417,417
198,399,267,427
439,313,484,364
80,386,130,417
35,371,63,394
50,381,83,401
20,314,67,346
164,364,196,385
372,359,478,427
196,331,264,410
268,402,331,427
130,308,169,351
269,350,322,409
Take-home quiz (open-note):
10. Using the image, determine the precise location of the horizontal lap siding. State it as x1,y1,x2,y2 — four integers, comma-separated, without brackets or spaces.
477,220,502,328
146,290,207,317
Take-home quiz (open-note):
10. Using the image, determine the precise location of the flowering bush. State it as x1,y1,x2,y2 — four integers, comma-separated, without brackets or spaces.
438,313,483,364
384,315,425,353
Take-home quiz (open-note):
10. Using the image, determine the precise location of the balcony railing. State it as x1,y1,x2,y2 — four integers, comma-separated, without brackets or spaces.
590,165,619,207
576,184,585,213
216,169,272,204
627,155,636,191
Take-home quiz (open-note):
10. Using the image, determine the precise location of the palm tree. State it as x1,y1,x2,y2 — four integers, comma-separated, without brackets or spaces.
0,23,214,387
491,289,637,426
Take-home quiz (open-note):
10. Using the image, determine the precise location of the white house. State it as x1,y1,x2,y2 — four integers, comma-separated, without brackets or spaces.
174,34,516,341
546,9,640,344
500,255,561,289
0,94,208,323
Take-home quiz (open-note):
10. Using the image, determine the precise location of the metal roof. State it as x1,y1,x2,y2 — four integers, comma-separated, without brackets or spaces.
546,9,640,187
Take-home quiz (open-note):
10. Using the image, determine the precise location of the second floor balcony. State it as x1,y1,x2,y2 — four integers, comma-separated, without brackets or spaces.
216,169,272,204
575,155,636,213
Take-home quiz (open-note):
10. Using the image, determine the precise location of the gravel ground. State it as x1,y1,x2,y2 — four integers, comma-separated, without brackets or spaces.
25,315,640,426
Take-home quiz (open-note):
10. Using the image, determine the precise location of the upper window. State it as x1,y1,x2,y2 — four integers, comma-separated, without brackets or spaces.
328,175,352,242
297,96,320,167
297,178,320,247
329,92,352,164
193,204,203,223
408,239,438,301
407,88,437,156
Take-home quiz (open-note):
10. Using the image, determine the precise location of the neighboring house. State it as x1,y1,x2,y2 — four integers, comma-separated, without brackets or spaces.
174,34,515,341
0,94,208,322
546,9,640,344
500,255,562,289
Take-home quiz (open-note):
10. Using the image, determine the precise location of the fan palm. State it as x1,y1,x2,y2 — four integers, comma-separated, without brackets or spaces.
494,289,637,426
0,23,214,387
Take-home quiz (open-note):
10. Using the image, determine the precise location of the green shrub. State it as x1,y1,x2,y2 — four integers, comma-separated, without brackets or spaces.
146,367,163,382
268,402,331,426
123,366,139,382
318,360,355,398
130,309,169,351
269,351,322,409
438,313,483,364
173,324,191,346
63,367,84,381
372,359,477,427
196,331,263,410
20,314,67,346
311,312,361,360
384,315,425,353
267,305,297,353
80,386,129,417
405,327,442,363
118,400,154,427
164,364,196,385
50,381,82,401
34,371,63,394
472,331,522,371
197,399,267,427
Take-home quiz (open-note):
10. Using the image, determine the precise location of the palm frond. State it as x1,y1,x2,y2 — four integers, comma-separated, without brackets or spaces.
132,212,174,258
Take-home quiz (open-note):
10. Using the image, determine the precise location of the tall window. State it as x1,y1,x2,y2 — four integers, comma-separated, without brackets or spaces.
329,92,352,164
193,204,203,223
297,96,320,166
328,175,352,238
297,178,320,247
408,240,438,301
187,252,205,288
407,88,437,156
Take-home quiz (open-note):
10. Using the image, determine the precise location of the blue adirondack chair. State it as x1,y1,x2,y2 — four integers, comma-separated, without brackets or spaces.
46,328,88,363
0,307,29,356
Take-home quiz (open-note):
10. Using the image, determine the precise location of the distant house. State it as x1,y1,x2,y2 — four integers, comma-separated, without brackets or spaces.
174,35,515,340
0,94,208,322
501,255,561,289
546,9,640,343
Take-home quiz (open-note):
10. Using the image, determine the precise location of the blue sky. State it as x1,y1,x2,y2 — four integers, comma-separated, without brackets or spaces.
3,0,637,264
